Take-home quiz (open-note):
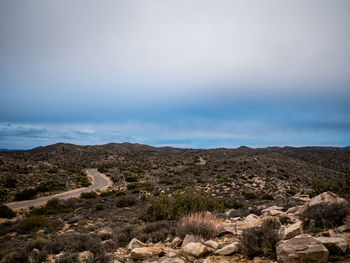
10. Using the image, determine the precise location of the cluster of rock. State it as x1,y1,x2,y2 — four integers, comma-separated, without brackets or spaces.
104,192,348,263
22,192,349,263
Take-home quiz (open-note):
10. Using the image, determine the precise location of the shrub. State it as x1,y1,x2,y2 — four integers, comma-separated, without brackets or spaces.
45,232,108,261
239,218,281,259
17,215,51,234
115,191,126,197
36,180,59,192
309,180,339,197
143,221,175,242
301,203,349,231
100,190,115,197
261,193,274,200
177,212,224,239
112,225,135,247
125,174,138,182
243,191,258,200
32,198,75,215
0,204,16,218
14,188,37,201
80,191,98,199
4,177,17,188
116,195,137,207
0,188,8,202
142,190,224,221
95,204,104,211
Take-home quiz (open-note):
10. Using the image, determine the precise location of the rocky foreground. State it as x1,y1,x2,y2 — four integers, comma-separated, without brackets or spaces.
12,191,348,263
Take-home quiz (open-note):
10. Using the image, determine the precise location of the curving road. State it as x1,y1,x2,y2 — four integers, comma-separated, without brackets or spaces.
6,169,112,210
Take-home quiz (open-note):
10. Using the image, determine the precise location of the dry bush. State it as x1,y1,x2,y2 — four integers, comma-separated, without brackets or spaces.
239,218,281,259
301,202,349,231
176,212,225,239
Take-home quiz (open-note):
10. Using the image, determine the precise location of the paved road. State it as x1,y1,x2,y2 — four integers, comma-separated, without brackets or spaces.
6,169,111,210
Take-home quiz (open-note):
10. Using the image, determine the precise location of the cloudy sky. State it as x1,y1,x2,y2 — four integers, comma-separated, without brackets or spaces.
1,0,349,149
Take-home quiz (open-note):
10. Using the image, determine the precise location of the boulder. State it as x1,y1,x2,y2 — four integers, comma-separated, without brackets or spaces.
182,242,211,258
262,206,283,215
316,237,348,254
158,257,187,263
336,224,350,233
182,234,203,246
127,238,146,251
203,240,219,249
223,214,261,235
215,242,239,255
276,234,329,263
77,251,94,263
283,221,302,240
130,247,164,260
309,192,346,207
171,237,182,248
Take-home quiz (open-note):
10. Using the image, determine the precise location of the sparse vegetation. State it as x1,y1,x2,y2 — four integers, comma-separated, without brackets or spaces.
239,218,281,259
177,212,224,239
80,191,98,199
17,215,51,234
301,202,350,231
14,188,37,200
116,195,137,207
142,190,224,221
0,204,16,218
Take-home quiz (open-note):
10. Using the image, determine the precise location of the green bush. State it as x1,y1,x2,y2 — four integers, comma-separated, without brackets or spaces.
0,204,16,218
4,178,17,188
17,215,51,234
239,218,281,259
243,191,258,200
142,190,224,221
32,198,75,215
14,188,37,201
116,195,137,207
261,193,274,200
309,180,339,197
36,180,59,192
80,191,98,199
301,203,349,231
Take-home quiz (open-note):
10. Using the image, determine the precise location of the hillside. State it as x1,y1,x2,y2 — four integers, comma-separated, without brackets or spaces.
0,143,349,262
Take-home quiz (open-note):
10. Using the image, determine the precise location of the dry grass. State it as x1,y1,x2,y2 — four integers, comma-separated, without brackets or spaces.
176,212,225,239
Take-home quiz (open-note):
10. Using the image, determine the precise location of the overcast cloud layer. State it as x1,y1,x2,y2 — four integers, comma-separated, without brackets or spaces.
1,0,349,149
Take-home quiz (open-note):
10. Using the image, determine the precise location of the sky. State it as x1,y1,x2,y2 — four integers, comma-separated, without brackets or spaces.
0,0,350,149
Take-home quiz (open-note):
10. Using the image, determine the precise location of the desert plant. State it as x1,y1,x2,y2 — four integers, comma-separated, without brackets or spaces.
14,188,37,201
301,202,349,231
17,215,51,234
239,218,281,259
176,212,225,239
116,195,137,207
0,204,16,218
80,191,98,199
242,191,258,200
142,190,224,221
32,198,75,215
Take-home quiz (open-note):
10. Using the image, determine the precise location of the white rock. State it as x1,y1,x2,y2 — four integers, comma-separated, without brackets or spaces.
277,234,329,263
182,234,203,246
127,238,146,251
182,242,211,258
283,221,302,240
215,242,239,255
309,192,346,207
316,236,348,254
77,251,94,263
130,247,163,260
171,237,182,248
203,240,219,249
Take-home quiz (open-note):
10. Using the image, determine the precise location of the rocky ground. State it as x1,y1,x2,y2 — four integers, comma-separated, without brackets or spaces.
0,143,350,262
